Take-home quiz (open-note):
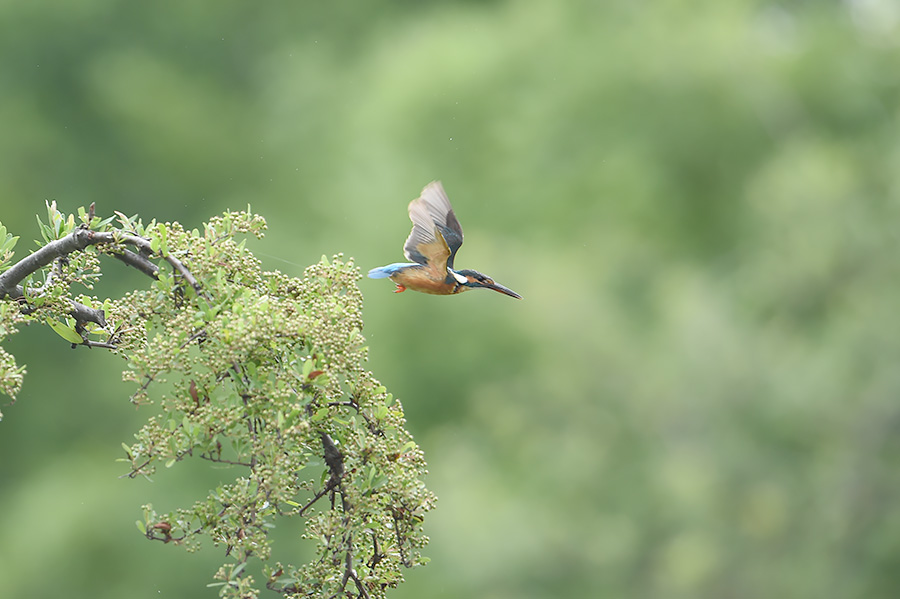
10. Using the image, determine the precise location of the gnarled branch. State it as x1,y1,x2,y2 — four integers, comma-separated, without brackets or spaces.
0,223,205,348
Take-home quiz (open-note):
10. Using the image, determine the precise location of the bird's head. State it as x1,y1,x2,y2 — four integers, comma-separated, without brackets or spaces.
454,269,522,299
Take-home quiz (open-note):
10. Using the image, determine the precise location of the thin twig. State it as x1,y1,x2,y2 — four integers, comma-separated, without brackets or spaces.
199,454,253,468
77,340,118,350
119,457,154,479
297,478,341,517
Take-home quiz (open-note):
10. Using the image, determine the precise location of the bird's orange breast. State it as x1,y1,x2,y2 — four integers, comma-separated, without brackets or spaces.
389,267,461,295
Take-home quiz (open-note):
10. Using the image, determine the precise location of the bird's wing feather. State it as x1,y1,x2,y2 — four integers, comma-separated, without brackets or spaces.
420,181,464,268
404,222,451,279
402,181,465,270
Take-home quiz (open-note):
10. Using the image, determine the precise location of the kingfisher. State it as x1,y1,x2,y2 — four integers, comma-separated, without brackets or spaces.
368,181,522,299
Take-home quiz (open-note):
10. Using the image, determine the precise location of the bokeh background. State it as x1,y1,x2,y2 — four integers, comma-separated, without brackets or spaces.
2,1,900,597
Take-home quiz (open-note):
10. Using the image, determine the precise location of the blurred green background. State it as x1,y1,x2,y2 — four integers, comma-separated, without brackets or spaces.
2,0,900,597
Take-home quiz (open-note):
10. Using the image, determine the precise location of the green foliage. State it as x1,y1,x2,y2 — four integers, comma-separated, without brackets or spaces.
0,223,18,268
0,207,434,598
0,303,25,409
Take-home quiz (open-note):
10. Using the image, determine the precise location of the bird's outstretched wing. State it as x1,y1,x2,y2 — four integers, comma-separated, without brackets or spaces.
402,181,465,276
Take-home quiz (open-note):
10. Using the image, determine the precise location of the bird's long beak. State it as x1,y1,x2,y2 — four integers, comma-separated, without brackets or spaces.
486,281,522,299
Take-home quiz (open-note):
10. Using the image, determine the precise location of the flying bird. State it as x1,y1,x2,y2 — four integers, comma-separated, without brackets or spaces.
368,181,522,299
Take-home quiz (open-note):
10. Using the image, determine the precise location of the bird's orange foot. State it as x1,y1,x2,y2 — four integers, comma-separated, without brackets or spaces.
394,284,407,293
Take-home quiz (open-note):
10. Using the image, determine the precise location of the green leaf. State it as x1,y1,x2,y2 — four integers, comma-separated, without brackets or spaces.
157,223,168,254
36,214,50,243
230,562,247,578
136,520,147,534
0,233,18,253
47,319,83,344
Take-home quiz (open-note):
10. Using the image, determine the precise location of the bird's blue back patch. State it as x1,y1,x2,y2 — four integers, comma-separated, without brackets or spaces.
367,263,417,279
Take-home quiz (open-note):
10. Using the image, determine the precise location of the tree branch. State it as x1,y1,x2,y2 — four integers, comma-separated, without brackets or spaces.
0,226,203,300
69,297,108,328
108,247,160,279
0,223,207,350
321,432,345,484
8,282,108,331
102,230,204,295
0,228,96,297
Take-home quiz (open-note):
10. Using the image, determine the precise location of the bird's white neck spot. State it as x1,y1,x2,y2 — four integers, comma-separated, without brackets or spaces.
452,270,467,284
